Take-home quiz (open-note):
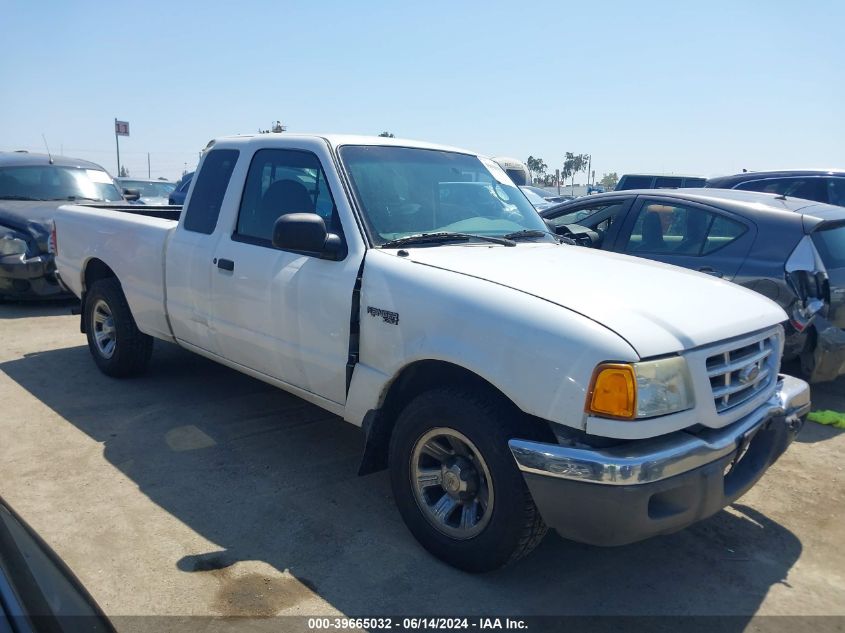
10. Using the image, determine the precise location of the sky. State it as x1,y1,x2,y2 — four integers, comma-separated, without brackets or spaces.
1,0,842,182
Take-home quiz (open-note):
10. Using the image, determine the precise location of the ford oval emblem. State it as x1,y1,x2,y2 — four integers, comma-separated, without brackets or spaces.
739,363,761,384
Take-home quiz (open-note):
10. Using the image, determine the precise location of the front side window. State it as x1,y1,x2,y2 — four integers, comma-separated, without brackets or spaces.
182,149,239,234
0,165,123,201
235,149,339,244
338,146,549,244
547,202,626,232
625,202,745,255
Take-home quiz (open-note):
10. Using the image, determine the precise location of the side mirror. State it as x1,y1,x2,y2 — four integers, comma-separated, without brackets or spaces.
272,213,345,260
123,188,141,202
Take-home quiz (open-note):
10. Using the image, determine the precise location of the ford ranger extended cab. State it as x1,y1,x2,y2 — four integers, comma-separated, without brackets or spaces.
53,134,811,572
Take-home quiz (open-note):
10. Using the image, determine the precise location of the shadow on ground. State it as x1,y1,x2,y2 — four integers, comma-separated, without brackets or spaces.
0,342,803,621
0,298,78,320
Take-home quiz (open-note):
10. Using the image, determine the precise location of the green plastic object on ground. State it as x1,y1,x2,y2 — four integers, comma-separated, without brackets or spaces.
807,410,845,429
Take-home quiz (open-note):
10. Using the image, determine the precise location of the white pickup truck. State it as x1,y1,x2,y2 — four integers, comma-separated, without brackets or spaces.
53,134,810,572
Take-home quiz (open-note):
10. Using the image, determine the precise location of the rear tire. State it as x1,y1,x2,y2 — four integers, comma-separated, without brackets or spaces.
84,277,153,377
389,387,547,572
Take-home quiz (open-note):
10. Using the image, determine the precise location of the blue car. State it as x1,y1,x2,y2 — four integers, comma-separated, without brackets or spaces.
168,171,194,205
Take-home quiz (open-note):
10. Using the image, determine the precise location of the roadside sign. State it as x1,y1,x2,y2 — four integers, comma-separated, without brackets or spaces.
115,120,130,136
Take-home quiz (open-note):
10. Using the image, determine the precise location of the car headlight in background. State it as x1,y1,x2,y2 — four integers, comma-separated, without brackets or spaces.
0,235,29,257
587,356,694,420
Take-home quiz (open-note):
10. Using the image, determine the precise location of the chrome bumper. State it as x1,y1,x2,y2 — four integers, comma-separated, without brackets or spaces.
509,374,810,486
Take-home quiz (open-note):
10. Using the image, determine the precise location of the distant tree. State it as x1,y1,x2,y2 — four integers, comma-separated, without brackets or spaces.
526,156,547,183
562,152,589,193
378,131,395,137
600,172,619,190
119,166,129,177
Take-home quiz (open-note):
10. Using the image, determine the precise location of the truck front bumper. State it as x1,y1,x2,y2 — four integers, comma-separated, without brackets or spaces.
508,374,811,546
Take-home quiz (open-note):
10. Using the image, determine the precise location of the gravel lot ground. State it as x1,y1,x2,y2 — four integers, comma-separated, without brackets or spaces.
1,300,843,627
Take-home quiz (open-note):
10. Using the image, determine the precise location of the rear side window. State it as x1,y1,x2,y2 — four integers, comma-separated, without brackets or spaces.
735,177,826,202
682,177,706,188
812,224,845,269
618,175,653,190
182,150,239,234
654,176,683,188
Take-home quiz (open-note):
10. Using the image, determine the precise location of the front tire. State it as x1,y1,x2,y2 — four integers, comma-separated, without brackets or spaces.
389,388,547,572
84,278,153,377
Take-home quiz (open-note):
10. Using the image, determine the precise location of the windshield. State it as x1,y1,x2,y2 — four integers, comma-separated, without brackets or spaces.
119,180,176,198
0,165,123,201
339,146,551,245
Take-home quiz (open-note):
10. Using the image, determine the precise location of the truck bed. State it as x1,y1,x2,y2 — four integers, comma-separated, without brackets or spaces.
78,203,182,222
54,203,179,342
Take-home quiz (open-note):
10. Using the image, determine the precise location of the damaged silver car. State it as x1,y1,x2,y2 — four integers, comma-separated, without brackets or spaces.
0,151,125,300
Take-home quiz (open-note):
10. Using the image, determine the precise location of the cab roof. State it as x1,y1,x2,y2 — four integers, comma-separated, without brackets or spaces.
208,133,480,157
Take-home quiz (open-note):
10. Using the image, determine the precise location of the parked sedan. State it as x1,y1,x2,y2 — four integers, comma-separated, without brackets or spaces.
541,189,845,382
0,151,125,299
705,169,845,207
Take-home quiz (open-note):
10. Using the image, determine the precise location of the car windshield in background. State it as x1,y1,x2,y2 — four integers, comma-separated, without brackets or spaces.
120,180,176,198
0,165,123,201
338,146,551,245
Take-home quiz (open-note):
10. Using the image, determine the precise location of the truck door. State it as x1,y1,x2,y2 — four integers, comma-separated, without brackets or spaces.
165,149,240,356
210,144,362,405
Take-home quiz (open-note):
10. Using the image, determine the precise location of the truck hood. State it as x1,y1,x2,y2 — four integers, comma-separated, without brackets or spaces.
403,243,786,358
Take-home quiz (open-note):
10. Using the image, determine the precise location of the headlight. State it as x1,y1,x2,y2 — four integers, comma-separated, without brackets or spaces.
587,356,694,420
0,235,28,257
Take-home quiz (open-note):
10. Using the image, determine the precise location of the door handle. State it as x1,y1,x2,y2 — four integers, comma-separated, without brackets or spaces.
698,267,723,278
216,258,235,271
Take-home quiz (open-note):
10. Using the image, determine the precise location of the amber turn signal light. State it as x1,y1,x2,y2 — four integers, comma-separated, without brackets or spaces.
587,363,637,420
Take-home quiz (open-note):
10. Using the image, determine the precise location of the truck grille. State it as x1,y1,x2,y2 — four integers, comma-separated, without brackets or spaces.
706,332,779,414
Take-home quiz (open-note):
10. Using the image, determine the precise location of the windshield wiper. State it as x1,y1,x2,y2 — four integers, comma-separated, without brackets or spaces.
380,232,516,248
503,229,560,243
0,195,48,201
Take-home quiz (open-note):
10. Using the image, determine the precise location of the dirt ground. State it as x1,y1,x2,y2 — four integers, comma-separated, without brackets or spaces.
1,299,843,625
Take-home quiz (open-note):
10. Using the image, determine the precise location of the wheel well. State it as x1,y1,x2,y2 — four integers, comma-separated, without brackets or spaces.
80,259,117,332
84,258,117,291
357,360,555,475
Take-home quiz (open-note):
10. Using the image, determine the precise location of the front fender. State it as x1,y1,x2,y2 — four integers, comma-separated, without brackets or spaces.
346,251,638,429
